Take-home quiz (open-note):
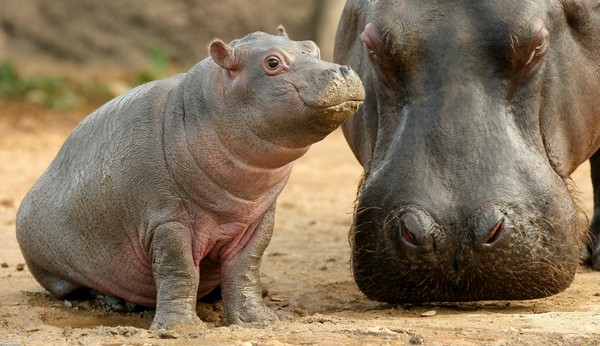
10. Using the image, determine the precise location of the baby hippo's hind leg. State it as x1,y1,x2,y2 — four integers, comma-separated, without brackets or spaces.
221,205,279,324
26,261,81,298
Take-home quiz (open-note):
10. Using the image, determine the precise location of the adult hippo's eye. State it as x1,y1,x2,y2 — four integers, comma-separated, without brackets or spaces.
360,23,389,67
507,21,549,74
365,43,375,57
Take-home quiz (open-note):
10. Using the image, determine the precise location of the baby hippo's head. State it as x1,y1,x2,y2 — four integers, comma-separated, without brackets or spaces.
209,26,364,148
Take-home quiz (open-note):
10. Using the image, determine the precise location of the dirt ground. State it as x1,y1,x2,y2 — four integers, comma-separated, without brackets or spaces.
0,101,599,345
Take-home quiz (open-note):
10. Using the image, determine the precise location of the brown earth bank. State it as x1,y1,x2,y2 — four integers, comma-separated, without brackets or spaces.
0,101,599,345
0,0,345,70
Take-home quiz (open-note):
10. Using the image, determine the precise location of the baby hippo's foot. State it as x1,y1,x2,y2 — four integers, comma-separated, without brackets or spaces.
226,300,279,325
150,309,206,331
90,289,139,312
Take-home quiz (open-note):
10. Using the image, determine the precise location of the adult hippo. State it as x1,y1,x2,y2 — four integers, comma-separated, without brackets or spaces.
334,0,600,302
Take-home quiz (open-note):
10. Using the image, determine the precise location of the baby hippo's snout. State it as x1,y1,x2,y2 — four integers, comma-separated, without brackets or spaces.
297,63,365,133
316,65,365,109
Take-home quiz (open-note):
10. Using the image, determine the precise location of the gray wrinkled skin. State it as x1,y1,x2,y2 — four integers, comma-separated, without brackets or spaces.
334,0,600,303
16,27,364,330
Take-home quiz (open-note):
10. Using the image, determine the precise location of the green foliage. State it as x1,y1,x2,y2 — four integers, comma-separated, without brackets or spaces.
135,46,170,85
0,60,113,110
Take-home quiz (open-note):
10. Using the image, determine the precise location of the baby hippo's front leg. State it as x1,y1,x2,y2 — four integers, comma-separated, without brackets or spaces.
150,222,204,330
220,205,279,324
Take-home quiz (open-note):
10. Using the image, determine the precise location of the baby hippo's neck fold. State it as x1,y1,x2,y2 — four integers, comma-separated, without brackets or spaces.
184,117,304,202
162,70,308,213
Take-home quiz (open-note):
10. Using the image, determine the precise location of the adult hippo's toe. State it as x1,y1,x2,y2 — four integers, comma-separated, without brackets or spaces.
334,0,599,302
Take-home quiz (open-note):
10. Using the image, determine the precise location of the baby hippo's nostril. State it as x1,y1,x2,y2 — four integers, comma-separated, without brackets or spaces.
339,65,352,78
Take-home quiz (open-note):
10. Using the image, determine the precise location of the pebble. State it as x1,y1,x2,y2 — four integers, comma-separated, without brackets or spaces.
15,263,25,271
409,334,425,344
157,329,179,339
421,310,436,317
1,263,8,268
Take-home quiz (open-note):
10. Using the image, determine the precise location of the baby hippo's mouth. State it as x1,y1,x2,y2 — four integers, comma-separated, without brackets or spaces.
306,99,363,132
307,100,363,114
312,99,363,112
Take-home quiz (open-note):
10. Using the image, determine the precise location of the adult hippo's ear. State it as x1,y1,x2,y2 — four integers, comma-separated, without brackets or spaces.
276,25,289,39
209,39,239,71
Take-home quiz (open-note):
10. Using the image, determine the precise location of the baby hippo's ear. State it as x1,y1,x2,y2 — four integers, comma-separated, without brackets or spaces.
276,25,288,38
209,39,238,70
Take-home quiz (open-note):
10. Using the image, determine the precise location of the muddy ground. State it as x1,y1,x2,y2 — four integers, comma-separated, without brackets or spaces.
0,101,599,345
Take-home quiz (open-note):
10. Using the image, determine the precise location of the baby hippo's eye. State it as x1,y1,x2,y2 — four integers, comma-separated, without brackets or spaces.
266,57,280,70
263,54,288,75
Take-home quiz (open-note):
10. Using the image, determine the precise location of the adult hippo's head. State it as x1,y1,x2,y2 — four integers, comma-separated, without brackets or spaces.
334,0,600,302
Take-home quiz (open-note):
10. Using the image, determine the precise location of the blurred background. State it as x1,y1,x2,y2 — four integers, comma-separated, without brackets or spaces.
0,0,346,109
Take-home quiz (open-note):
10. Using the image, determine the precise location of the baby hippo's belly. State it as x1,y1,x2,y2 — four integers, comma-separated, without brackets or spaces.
78,248,222,307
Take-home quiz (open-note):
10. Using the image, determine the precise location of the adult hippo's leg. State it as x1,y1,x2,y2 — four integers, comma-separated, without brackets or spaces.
220,205,279,324
589,152,600,269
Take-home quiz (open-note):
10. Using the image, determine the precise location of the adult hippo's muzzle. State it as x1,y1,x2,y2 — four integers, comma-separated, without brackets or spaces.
334,0,600,302
350,92,583,301
353,196,581,302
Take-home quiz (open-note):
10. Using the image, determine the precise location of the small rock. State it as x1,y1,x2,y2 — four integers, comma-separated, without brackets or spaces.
409,334,425,344
421,310,436,317
62,327,73,337
63,300,73,308
15,263,25,271
157,329,179,339
260,341,289,346
366,326,396,336
1,262,8,268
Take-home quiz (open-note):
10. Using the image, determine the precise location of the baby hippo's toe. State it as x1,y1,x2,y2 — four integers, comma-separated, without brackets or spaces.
150,311,206,331
228,304,279,325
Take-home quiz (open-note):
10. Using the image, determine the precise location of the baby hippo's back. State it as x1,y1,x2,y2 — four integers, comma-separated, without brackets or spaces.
16,75,184,304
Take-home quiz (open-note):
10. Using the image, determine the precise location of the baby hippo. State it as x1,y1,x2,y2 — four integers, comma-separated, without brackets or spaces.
16,27,364,330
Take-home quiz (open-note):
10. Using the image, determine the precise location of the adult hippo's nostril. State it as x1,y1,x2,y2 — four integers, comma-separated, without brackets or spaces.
484,219,505,244
473,205,510,246
395,207,438,253
400,221,418,246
